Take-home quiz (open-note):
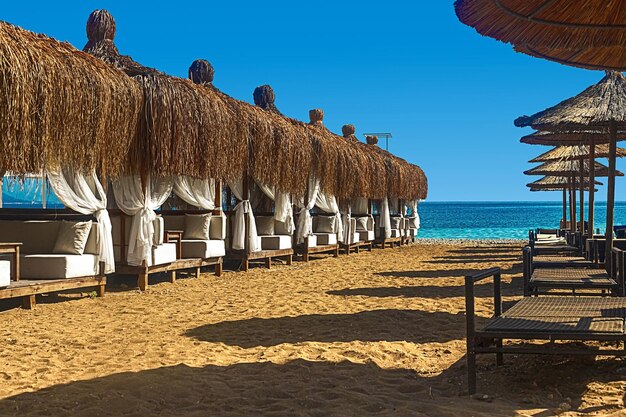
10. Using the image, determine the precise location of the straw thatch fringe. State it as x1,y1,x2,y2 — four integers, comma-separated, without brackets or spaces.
524,160,624,177
82,10,427,199
529,145,626,163
455,0,626,52
0,19,142,177
520,130,626,146
515,72,626,132
528,176,602,190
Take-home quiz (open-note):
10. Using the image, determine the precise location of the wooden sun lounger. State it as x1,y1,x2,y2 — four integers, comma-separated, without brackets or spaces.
523,247,623,296
531,255,594,268
465,268,626,395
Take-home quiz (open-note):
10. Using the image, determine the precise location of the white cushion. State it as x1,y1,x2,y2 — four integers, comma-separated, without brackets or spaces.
315,233,337,245
351,232,361,243
184,214,212,240
153,217,165,246
260,235,292,250
305,234,318,248
409,228,419,237
390,217,402,230
52,221,93,255
0,260,10,287
358,230,374,242
181,240,225,258
21,254,98,280
151,243,177,266
315,216,335,233
355,217,369,232
390,229,401,238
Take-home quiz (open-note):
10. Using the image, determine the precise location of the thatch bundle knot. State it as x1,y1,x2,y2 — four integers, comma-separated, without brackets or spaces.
342,124,356,137
253,85,281,114
188,59,214,86
86,10,116,42
309,108,324,126
366,135,379,145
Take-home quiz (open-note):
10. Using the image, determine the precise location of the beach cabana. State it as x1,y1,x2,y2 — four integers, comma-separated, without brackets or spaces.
0,19,143,307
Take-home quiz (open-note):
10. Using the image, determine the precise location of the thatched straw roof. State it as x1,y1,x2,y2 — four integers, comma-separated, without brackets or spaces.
520,130,626,146
524,160,624,177
0,19,142,176
529,145,626,163
82,10,427,200
455,0,626,71
527,176,602,191
515,72,626,132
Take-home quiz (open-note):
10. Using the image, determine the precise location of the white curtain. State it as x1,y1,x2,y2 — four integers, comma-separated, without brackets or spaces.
341,202,352,244
295,177,321,243
112,175,173,266
257,182,295,234
315,192,344,242
409,200,421,229
227,180,260,252
173,176,215,210
380,197,392,238
47,169,116,273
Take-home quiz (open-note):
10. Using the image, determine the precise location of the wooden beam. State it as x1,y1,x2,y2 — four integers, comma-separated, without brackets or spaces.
589,138,596,238
606,121,618,275
579,157,585,234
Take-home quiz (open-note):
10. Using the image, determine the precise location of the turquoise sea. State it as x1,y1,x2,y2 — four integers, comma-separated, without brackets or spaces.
3,181,626,241
417,201,626,240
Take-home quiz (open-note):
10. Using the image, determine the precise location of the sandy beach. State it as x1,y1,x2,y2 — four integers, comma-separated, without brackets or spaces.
0,242,625,416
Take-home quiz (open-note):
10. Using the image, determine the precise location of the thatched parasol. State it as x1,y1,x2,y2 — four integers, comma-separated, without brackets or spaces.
454,0,626,71
529,145,626,163
0,19,142,177
524,160,623,177
521,130,626,146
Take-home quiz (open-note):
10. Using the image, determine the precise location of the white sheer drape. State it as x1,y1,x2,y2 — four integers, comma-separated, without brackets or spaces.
47,169,115,273
173,176,215,210
408,200,420,229
315,192,344,242
295,177,321,243
380,197,392,238
341,203,352,244
112,175,173,266
257,182,295,234
227,180,260,252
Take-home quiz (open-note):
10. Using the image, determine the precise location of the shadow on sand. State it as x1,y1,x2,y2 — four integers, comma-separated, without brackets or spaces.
184,309,464,348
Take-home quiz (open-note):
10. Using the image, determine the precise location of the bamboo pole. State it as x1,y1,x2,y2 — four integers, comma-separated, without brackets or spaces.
569,176,576,233
605,121,618,274
589,138,595,237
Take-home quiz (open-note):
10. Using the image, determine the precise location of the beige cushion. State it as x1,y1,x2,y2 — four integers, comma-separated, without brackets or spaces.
151,243,177,266
181,240,225,259
355,217,368,232
315,233,337,245
305,234,318,248
256,216,275,236
184,214,212,240
21,254,98,279
358,230,374,242
52,221,93,255
0,260,10,287
153,217,165,246
316,216,335,233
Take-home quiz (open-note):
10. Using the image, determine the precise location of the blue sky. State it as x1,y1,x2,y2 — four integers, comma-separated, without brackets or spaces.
3,1,623,201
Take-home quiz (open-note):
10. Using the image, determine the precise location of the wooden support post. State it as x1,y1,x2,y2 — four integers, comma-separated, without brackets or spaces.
286,255,293,266
266,257,272,269
562,188,567,229
169,270,176,283
589,139,596,237
138,262,149,291
215,180,222,211
215,260,223,277
606,121,618,275
195,267,201,279
98,283,106,298
579,158,585,234
569,177,576,233
242,258,249,272
22,295,36,309
243,174,251,272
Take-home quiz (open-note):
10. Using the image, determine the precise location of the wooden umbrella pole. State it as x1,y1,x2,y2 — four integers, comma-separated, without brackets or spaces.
562,188,567,229
579,157,585,234
569,176,576,232
589,138,596,237
605,121,618,274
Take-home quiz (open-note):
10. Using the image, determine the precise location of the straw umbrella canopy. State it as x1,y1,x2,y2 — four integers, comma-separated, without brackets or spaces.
521,130,626,146
524,160,623,177
529,145,626,163
454,0,626,71
0,20,142,178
